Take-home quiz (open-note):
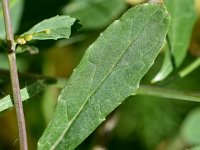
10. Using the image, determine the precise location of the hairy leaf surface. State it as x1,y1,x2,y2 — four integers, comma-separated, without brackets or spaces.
38,3,170,150
152,0,198,82
63,0,126,29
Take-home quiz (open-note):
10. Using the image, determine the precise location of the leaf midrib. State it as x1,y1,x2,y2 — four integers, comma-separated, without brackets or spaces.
51,6,164,148
25,19,75,35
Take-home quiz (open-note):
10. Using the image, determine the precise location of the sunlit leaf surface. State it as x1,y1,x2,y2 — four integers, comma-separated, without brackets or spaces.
38,3,170,150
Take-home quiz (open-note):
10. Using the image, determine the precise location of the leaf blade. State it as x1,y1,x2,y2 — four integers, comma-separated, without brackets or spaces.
152,0,198,82
17,15,77,42
63,0,127,29
0,80,45,112
38,3,170,150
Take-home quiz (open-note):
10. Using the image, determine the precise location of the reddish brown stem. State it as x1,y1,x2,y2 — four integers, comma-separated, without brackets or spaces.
2,0,28,149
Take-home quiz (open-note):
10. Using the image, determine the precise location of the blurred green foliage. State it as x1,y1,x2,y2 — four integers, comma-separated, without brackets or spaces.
0,0,200,150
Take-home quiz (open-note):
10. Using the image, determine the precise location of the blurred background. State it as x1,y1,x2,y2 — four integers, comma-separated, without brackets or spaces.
0,0,200,149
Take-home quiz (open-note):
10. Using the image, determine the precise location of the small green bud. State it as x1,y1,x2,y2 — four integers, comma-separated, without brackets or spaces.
45,29,51,34
24,34,33,41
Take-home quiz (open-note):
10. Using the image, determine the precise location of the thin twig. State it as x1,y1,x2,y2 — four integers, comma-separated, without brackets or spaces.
1,67,200,102
179,57,200,78
1,73,200,113
0,68,64,88
2,0,28,149
136,85,200,102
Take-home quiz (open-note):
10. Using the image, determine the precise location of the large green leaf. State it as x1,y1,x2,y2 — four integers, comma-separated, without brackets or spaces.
0,0,24,39
62,0,127,29
38,3,170,150
16,15,77,44
152,0,198,82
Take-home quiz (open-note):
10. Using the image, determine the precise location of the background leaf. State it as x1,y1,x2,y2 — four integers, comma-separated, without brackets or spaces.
152,0,198,82
0,80,46,112
16,45,39,54
0,0,24,39
17,15,77,42
181,107,200,145
38,3,170,149
115,96,182,150
62,0,127,30
190,146,200,150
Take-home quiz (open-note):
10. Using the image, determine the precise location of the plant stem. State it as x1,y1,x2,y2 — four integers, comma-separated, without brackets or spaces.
136,85,200,102
1,76,200,113
179,57,200,78
1,67,200,102
2,0,28,149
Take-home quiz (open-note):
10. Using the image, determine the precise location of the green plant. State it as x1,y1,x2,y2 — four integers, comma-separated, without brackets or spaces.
0,0,200,150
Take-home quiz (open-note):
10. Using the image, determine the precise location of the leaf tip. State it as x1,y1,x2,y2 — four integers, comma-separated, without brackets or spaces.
151,73,164,83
